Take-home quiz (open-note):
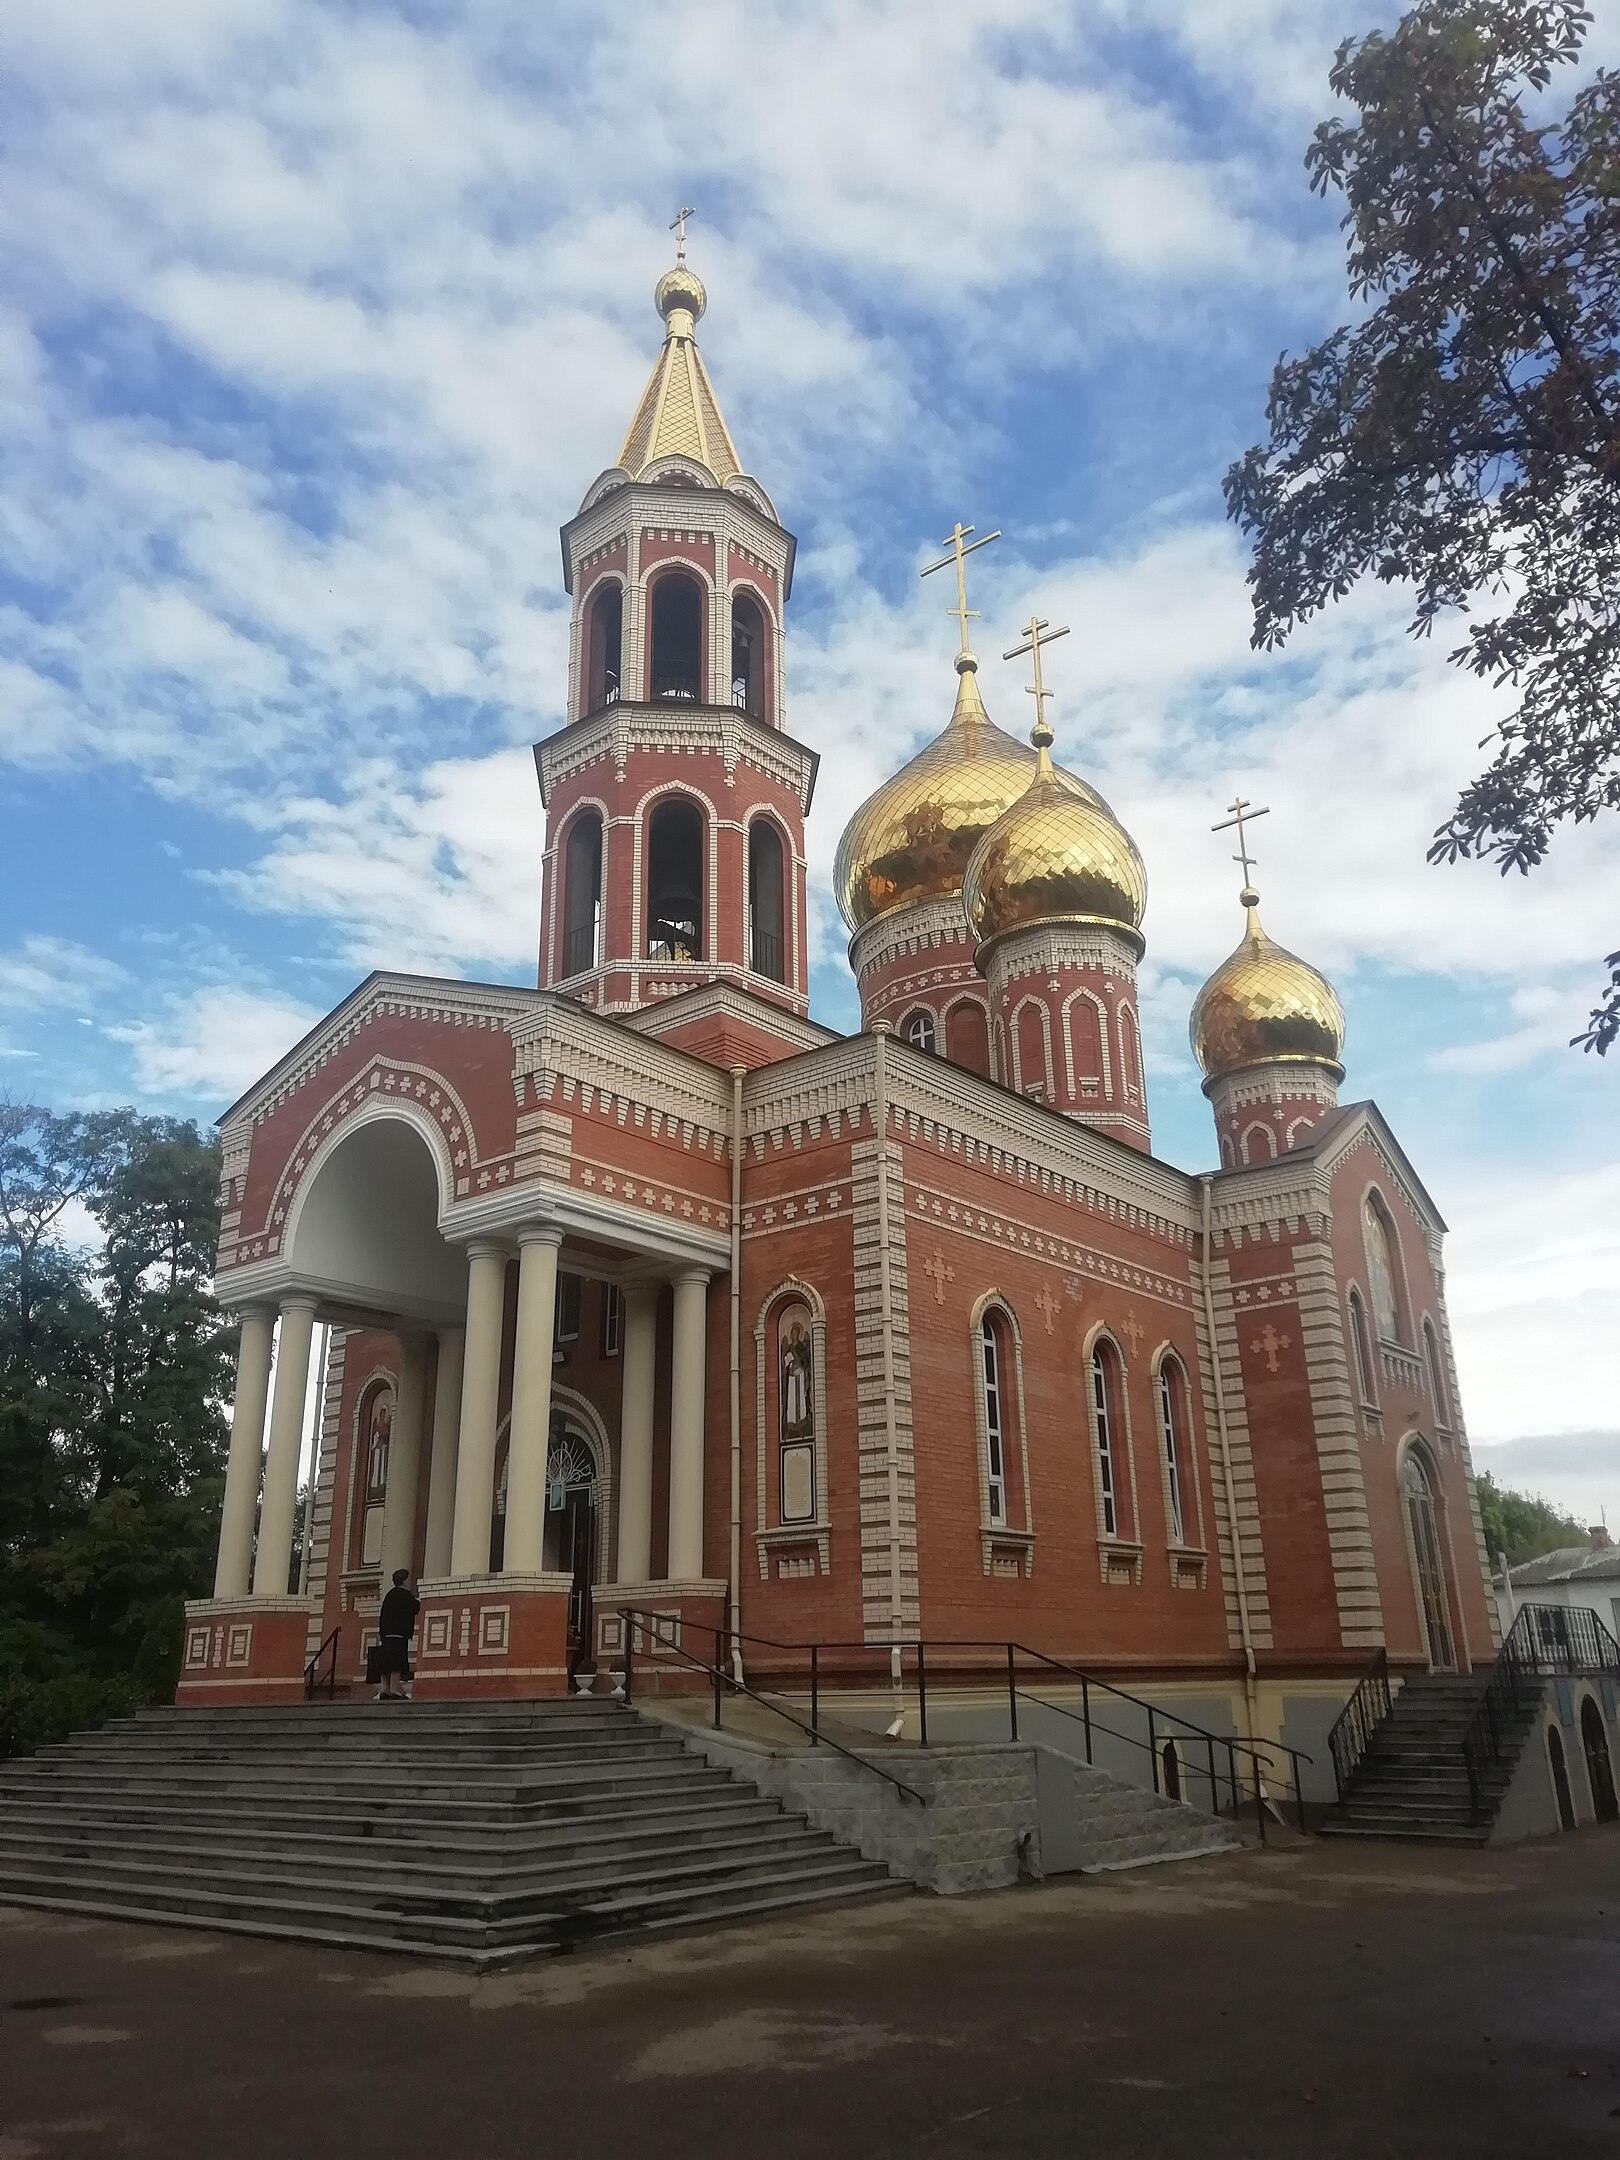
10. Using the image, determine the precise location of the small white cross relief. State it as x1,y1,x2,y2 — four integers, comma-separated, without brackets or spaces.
1251,1323,1291,1373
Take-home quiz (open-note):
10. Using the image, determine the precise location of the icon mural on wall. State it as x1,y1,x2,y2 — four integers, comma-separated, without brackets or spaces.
778,1304,815,1523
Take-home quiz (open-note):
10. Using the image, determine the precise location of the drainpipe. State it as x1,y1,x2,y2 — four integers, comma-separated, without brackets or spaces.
729,1066,745,1688
1199,1174,1258,1743
873,1024,905,1691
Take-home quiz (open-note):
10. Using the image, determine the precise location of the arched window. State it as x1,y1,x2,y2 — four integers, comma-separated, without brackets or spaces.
748,819,785,982
1089,1340,1125,1539
561,810,602,977
1157,1355,1189,1545
1402,1446,1455,1672
1241,1121,1277,1164
904,1008,936,1055
1548,1724,1577,1831
1363,1193,1404,1343
731,590,766,719
1014,1000,1049,1098
1067,992,1108,1100
777,1300,816,1524
1118,1003,1141,1098
646,797,704,961
980,1313,1009,1525
358,1382,393,1569
945,998,990,1076
584,583,621,712
1347,1288,1376,1406
651,571,703,701
1423,1320,1450,1427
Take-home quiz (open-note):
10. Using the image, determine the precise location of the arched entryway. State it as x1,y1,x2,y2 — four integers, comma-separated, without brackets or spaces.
1581,1697,1618,1822
491,1409,606,1673
1548,1725,1577,1831
1400,1443,1456,1673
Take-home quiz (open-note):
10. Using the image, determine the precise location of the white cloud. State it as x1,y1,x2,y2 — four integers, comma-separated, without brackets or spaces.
108,986,324,1101
0,936,125,1011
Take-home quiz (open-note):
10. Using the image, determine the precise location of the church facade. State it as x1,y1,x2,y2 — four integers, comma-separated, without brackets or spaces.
178,243,1497,1770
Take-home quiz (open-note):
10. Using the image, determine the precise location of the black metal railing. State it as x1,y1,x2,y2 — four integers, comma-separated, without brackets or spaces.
627,1620,1309,1840
304,1627,340,1701
652,673,700,701
615,1608,927,1808
562,922,597,976
1462,1601,1620,1819
1327,1647,1391,1803
749,928,783,980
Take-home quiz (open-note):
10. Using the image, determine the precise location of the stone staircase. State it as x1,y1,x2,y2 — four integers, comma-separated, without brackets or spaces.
0,1698,907,1961
1319,1673,1540,1845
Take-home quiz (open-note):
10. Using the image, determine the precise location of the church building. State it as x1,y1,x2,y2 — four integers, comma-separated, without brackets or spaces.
178,236,1498,1770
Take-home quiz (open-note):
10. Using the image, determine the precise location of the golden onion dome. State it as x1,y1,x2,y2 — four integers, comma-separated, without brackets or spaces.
1190,887,1346,1083
962,713,1146,953
834,655,1111,932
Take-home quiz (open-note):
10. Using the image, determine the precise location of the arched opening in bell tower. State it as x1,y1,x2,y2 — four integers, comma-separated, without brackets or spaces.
651,571,704,702
748,817,785,981
731,590,766,719
647,796,705,961
584,584,622,712
562,810,603,976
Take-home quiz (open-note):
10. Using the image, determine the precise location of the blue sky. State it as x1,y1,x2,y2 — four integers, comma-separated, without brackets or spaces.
2,0,1616,1529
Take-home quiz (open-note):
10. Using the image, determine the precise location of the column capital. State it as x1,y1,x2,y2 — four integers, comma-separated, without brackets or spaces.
277,1292,320,1317
517,1222,565,1251
464,1236,513,1262
673,1265,712,1289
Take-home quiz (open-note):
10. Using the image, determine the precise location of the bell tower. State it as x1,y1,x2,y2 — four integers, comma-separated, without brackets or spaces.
536,221,815,1021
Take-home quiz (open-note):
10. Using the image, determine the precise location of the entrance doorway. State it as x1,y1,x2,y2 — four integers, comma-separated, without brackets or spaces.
1581,1697,1618,1823
1402,1449,1455,1672
1549,1725,1577,1831
542,1428,598,1675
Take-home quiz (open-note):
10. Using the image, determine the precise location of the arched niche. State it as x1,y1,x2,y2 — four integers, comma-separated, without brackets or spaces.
285,1110,467,1321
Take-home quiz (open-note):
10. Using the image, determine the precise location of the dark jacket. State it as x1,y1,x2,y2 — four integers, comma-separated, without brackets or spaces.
378,1585,420,1640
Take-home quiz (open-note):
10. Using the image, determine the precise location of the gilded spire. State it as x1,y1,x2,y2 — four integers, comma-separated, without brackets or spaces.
616,211,742,485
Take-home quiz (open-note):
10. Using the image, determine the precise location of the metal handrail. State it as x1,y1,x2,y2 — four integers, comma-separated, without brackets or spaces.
1327,1647,1392,1804
303,1626,340,1702
615,1607,927,1809
649,1619,1309,1829
1462,1601,1620,1819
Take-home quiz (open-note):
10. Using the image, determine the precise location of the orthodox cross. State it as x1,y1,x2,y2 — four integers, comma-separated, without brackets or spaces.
1003,615,1071,737
1212,796,1271,890
921,521,1001,657
922,1248,955,1305
1250,1323,1291,1374
1120,1310,1145,1356
1034,1283,1060,1335
670,204,696,261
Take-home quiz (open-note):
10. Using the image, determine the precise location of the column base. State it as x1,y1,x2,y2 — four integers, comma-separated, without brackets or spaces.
597,1580,730,1697
176,1596,323,1706
413,1573,574,1699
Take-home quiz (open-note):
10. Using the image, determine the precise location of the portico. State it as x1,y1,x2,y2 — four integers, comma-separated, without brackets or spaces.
181,1095,730,1704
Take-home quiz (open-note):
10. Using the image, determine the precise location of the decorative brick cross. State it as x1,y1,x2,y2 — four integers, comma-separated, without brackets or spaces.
1120,1310,1145,1355
1034,1283,1060,1334
923,1248,955,1304
1251,1323,1291,1373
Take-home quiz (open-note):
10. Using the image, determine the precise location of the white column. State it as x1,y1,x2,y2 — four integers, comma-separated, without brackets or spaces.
215,1306,275,1598
616,1284,658,1583
668,1268,710,1581
379,1332,429,1583
422,1326,464,1580
449,1242,510,1578
504,1227,563,1575
253,1296,317,1597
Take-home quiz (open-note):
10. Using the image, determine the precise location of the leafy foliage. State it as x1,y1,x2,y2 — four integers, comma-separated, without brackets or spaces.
1224,0,1620,1052
0,1102,234,1754
1475,1468,1588,1565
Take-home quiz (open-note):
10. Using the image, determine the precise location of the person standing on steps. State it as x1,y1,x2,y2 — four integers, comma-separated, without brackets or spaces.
375,1568,419,1701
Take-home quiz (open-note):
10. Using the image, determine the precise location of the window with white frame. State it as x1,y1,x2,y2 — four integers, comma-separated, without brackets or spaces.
904,1008,937,1055
1158,1357,1187,1544
1090,1343,1119,1538
600,1282,623,1358
980,1315,1007,1524
554,1271,581,1344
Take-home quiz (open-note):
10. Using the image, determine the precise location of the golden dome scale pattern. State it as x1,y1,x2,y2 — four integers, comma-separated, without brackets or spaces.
962,719,1146,952
1190,891,1346,1081
834,658,1111,933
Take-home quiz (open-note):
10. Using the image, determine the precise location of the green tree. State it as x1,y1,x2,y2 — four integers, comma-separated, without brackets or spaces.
1224,0,1620,1053
1475,1468,1588,1565
0,1102,233,1752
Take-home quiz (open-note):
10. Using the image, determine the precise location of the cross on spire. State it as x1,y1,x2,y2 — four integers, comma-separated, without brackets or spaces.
670,204,695,261
920,521,1001,659
1003,615,1071,744
1212,795,1271,897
